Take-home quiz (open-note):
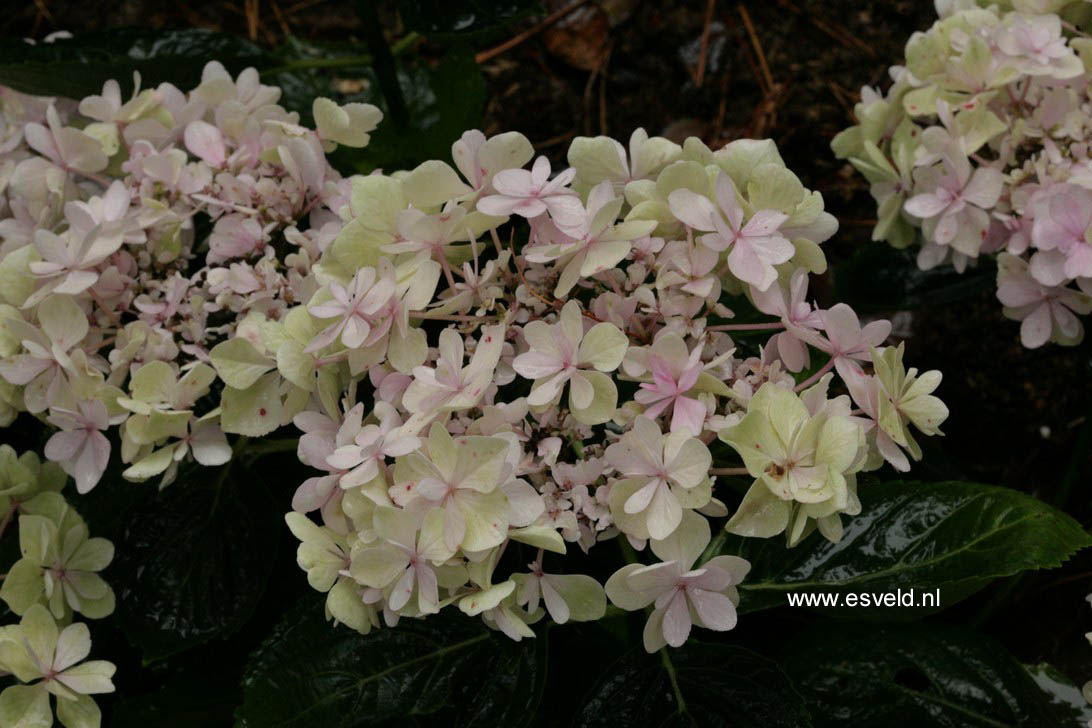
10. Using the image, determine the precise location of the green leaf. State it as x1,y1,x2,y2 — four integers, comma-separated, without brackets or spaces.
726,481,1092,614
576,642,812,727
111,463,278,661
781,623,1089,727
237,598,546,727
0,29,266,98
262,41,485,173
110,662,241,728
262,36,375,120
1024,663,1092,725
399,0,542,37
344,46,486,173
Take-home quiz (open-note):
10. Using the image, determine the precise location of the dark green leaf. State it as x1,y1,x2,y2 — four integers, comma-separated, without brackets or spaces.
725,481,1092,614
1024,663,1092,725
112,463,279,661
110,662,240,728
833,243,995,314
0,29,267,99
338,46,486,173
576,642,812,727
263,36,376,120
237,598,546,727
399,0,542,37
265,43,486,173
782,623,1087,727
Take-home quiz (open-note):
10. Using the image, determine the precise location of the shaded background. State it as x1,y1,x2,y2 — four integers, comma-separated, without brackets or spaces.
3,0,1091,724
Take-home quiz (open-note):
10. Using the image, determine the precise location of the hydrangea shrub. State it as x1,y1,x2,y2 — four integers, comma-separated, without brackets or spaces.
0,54,955,717
833,0,1092,348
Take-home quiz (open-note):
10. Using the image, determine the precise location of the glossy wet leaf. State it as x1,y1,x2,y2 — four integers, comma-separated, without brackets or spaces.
111,463,279,661
1024,663,1092,724
265,42,485,173
722,481,1092,614
576,642,812,727
111,662,241,728
782,623,1088,727
237,598,546,727
834,244,996,314
346,46,486,172
0,29,266,99
400,0,542,37
262,36,376,121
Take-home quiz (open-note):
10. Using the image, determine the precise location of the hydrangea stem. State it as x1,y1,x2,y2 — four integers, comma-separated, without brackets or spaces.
709,467,748,476
660,648,688,715
0,502,15,542
242,438,300,461
793,357,835,392
707,321,785,332
618,535,640,565
699,529,729,567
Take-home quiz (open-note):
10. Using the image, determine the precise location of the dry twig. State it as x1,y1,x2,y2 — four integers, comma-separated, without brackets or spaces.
696,0,717,87
284,0,326,13
735,4,783,137
534,130,577,151
270,0,291,36
598,43,612,135
772,0,876,58
244,0,260,41
583,61,600,136
476,0,593,64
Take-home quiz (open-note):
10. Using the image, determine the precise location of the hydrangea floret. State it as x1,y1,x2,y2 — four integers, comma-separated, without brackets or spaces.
833,0,1092,348
0,60,949,658
0,446,116,728
266,119,948,650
